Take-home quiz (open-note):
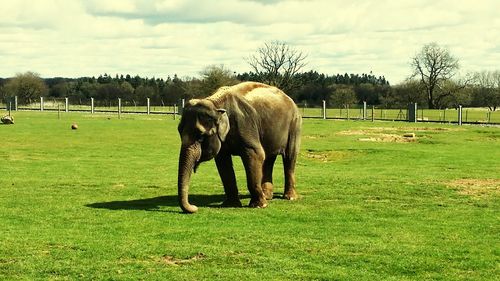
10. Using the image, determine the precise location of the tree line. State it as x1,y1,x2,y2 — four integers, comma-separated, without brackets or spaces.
0,69,390,107
0,41,498,110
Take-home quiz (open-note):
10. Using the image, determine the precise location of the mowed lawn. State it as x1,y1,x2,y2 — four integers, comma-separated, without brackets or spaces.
0,111,498,280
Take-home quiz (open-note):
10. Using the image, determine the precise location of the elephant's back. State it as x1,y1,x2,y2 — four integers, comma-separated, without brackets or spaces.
207,82,269,104
234,82,300,155
209,82,297,111
235,82,298,113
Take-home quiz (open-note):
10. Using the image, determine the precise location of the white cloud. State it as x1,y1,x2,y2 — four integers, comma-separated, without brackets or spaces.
0,0,499,84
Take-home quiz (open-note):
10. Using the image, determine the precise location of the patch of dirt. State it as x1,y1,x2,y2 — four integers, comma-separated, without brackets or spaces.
337,130,368,136
338,127,462,136
303,150,355,162
337,127,425,143
303,134,327,139
447,179,500,198
358,133,417,143
159,253,205,266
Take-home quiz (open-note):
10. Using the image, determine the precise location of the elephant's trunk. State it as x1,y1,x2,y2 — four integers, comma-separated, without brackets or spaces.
178,142,202,213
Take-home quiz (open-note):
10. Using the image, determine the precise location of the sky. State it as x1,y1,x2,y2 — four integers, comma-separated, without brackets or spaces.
1,0,499,84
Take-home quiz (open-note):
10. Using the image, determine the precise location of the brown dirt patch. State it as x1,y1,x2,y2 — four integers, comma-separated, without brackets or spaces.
159,253,205,266
337,127,442,143
118,253,206,268
338,127,462,136
338,129,375,136
358,133,417,143
303,134,327,139
303,150,355,162
447,179,500,198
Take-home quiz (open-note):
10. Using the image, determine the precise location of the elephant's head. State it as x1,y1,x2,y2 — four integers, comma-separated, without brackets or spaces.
177,99,230,213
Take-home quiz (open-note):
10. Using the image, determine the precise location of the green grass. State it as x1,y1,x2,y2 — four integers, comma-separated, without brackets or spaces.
1,111,499,280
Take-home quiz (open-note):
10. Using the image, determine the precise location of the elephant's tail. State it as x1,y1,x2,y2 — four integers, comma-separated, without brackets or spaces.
285,112,302,161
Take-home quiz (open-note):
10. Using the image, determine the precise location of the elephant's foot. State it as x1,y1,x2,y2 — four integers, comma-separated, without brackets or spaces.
221,198,242,208
283,188,298,200
262,183,274,200
249,198,268,208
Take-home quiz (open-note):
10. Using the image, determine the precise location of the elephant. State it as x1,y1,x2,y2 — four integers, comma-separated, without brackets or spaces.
177,82,302,213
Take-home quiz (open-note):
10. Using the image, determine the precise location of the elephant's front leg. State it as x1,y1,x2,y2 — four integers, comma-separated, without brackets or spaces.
215,153,242,207
241,147,267,208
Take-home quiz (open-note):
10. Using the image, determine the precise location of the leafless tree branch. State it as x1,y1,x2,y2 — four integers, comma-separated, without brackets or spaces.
246,41,307,92
411,42,459,109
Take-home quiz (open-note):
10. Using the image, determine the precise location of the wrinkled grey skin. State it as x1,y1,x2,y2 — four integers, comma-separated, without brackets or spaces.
177,82,302,213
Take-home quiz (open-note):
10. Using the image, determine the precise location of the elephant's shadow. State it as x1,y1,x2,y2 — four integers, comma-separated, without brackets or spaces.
86,194,260,213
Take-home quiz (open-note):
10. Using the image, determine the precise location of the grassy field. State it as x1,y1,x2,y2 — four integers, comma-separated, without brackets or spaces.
0,111,498,280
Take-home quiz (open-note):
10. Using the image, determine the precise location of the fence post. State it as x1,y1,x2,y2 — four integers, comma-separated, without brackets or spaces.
65,97,69,112
347,104,350,120
40,97,44,111
371,106,375,122
322,100,326,119
14,96,18,111
408,103,417,123
91,98,94,114
174,104,177,120
147,98,151,115
458,105,462,126
363,101,367,120
178,99,185,116
118,98,122,119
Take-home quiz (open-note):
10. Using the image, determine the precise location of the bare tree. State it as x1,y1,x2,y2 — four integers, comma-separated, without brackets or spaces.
3,72,48,104
473,70,500,111
411,43,459,109
434,73,474,108
391,79,427,107
329,85,356,108
436,77,473,108
200,64,239,96
247,41,307,92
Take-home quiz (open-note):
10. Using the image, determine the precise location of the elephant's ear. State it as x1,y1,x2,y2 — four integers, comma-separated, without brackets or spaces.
187,99,200,107
216,109,230,142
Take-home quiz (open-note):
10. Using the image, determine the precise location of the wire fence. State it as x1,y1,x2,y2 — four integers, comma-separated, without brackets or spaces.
1,97,499,125
0,97,180,115
301,106,499,124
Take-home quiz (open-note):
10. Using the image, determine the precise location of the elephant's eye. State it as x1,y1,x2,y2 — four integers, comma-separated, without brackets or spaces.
200,116,215,127
195,131,205,143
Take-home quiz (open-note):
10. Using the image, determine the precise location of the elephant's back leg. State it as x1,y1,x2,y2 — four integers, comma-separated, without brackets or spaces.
283,115,301,200
261,154,277,200
283,155,298,200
